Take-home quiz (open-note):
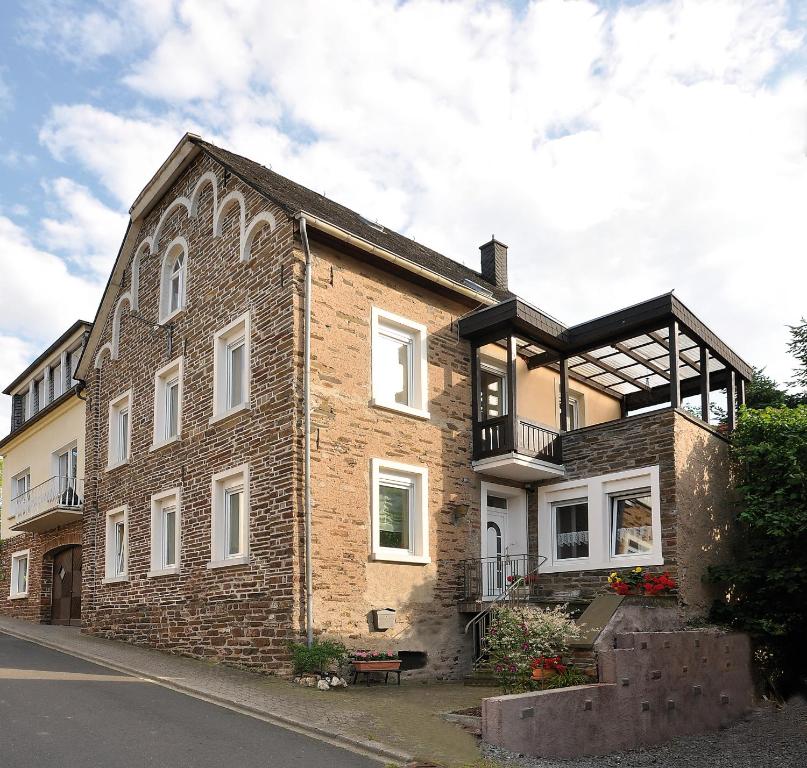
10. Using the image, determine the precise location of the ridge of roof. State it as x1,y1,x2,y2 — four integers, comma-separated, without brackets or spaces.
190,137,513,303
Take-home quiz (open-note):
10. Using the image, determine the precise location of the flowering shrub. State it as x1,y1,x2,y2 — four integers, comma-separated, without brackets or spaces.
607,567,677,596
530,655,567,674
485,606,578,693
350,650,398,661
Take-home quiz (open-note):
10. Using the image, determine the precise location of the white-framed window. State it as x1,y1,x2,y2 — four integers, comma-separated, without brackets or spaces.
12,470,31,502
370,458,430,564
9,549,30,598
537,466,662,573
52,361,63,399
151,357,183,449
480,360,507,420
107,391,132,469
370,307,429,419
104,506,128,582
209,464,250,568
159,238,188,322
211,313,250,422
149,488,181,577
559,393,583,430
69,346,82,385
35,377,46,412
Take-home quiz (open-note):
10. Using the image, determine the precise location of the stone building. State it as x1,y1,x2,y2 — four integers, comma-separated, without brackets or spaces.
2,134,753,679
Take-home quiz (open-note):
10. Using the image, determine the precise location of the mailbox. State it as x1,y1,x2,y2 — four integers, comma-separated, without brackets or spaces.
372,608,396,631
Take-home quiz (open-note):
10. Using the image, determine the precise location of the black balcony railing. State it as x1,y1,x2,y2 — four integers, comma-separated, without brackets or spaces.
473,416,562,464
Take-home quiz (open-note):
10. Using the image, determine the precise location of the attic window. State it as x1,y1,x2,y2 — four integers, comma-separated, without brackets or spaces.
462,278,494,297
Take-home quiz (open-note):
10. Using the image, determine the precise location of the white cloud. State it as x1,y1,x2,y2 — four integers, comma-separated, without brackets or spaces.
40,178,128,276
26,0,807,387
0,69,11,115
0,335,33,429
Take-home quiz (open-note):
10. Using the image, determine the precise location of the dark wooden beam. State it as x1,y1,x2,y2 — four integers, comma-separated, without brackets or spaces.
648,330,700,375
613,341,670,381
575,352,652,392
624,367,732,411
559,358,569,432
506,335,517,443
727,369,737,431
669,321,681,408
700,346,710,423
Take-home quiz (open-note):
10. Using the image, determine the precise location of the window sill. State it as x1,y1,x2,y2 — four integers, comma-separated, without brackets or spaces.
209,403,250,426
147,567,180,578
159,306,184,325
9,592,29,600
149,436,180,453
370,552,431,565
207,555,250,570
370,399,430,421
540,553,664,574
102,574,129,584
105,459,130,473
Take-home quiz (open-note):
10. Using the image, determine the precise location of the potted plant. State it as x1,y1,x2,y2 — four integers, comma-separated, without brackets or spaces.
607,567,677,596
350,649,401,672
530,655,566,682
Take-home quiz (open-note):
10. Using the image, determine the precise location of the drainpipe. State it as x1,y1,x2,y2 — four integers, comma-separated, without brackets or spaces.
298,216,315,648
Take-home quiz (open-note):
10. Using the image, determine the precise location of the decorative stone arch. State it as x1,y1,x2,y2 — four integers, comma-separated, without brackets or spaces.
111,293,133,360
152,196,192,253
130,238,153,311
241,211,277,262
213,190,246,250
190,171,219,225
94,343,113,370
159,235,190,322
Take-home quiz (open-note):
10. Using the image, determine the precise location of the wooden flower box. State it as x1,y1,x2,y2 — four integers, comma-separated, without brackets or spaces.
352,659,401,672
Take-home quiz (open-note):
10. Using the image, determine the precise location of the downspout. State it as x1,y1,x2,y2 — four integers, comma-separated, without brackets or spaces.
298,216,314,648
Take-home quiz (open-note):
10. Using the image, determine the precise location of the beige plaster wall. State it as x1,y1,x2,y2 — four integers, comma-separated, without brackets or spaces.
1,397,86,541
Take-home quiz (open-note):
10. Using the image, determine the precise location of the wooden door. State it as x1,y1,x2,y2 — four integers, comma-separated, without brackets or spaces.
51,546,81,626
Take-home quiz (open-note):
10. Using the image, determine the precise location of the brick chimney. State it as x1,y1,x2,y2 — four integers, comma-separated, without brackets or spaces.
479,237,508,290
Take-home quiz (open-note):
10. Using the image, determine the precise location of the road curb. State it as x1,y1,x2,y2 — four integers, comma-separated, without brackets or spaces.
0,624,413,766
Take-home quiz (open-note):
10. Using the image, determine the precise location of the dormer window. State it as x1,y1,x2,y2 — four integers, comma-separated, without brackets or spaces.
160,238,188,322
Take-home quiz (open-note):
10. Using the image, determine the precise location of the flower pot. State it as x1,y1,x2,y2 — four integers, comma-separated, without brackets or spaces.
352,660,401,672
531,668,556,681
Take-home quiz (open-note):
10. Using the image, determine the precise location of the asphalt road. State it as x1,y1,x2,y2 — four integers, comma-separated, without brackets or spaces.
0,632,381,768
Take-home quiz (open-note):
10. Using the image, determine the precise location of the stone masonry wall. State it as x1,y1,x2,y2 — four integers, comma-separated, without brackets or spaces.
529,409,678,599
82,152,303,673
306,237,504,678
0,523,83,623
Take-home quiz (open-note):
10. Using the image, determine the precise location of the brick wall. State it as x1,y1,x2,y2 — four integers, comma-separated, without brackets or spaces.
81,152,303,672
0,523,83,622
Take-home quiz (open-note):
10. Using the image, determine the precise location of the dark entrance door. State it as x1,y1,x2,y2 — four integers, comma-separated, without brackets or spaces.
51,546,81,626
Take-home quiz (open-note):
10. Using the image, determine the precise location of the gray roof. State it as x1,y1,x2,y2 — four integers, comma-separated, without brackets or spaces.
191,138,513,302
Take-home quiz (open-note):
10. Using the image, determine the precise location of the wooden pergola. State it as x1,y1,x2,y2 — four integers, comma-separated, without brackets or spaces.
459,292,753,438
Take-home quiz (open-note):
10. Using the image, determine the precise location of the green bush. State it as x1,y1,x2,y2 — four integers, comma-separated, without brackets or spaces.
541,667,590,689
709,405,807,694
485,605,578,694
289,639,347,674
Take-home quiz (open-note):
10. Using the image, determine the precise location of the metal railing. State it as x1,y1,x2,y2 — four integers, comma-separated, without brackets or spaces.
461,553,544,602
473,416,562,464
9,476,84,525
463,554,547,667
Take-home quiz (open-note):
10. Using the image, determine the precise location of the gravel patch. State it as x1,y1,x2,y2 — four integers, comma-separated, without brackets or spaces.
482,698,807,768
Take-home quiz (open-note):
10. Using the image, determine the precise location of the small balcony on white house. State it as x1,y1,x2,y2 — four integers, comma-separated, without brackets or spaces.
9,476,84,533
459,293,753,484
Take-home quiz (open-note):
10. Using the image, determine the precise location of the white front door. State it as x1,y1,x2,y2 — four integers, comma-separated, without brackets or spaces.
482,487,529,598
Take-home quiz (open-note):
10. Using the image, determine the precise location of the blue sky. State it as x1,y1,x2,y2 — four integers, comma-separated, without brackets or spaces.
0,0,806,426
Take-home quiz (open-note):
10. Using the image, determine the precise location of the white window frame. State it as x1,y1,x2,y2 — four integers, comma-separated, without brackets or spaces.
11,469,31,503
52,360,64,399
149,488,181,577
551,497,590,565
208,464,250,569
107,390,132,470
537,466,662,573
370,307,429,419
35,376,46,413
479,359,508,419
159,237,188,323
151,357,184,450
370,458,430,564
211,312,251,423
9,549,30,599
104,506,128,583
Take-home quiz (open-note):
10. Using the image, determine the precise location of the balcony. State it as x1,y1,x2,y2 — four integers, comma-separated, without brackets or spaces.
472,415,564,481
9,476,84,533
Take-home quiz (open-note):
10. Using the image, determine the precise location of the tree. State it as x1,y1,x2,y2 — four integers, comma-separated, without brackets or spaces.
787,318,807,391
710,406,807,696
745,368,788,409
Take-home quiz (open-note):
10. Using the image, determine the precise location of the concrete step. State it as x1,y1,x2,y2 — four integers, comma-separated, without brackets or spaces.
463,666,497,687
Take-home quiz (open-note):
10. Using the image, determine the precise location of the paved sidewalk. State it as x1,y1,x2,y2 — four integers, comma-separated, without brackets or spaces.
0,617,496,767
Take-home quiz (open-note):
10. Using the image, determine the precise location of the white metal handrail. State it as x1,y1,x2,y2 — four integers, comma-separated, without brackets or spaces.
9,476,84,524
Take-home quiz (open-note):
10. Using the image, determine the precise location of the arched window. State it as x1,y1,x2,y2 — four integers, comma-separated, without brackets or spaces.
160,238,188,322
169,251,185,314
